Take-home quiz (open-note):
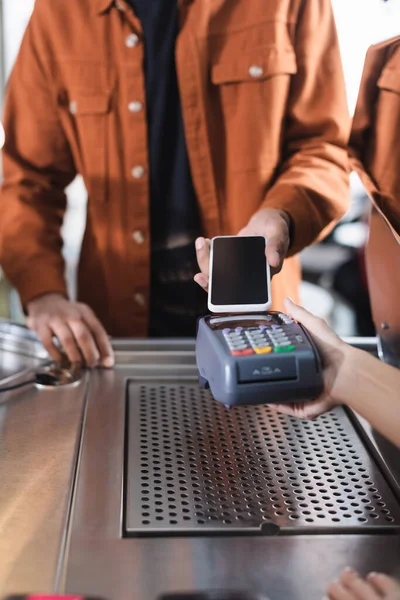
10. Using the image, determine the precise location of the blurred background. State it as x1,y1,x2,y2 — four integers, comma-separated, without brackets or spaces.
0,0,399,335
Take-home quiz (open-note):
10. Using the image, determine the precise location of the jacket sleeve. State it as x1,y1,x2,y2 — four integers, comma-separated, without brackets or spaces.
349,40,400,240
0,1,76,307
262,0,350,256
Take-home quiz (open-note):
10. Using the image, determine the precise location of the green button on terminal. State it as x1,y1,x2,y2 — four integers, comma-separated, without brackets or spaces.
274,345,295,353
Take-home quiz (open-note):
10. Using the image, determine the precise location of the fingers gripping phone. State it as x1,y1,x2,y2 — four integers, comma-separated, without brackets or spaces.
208,236,272,313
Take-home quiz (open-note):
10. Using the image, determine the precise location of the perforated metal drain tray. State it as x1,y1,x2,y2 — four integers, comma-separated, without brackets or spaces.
125,379,400,536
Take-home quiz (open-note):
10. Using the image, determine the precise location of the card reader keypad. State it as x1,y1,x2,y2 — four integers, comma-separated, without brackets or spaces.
223,315,297,356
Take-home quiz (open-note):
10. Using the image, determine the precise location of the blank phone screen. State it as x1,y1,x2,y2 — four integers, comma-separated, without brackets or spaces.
210,237,269,306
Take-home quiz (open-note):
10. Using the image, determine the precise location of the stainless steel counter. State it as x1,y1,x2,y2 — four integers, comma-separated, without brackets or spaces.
1,333,399,600
0,326,87,594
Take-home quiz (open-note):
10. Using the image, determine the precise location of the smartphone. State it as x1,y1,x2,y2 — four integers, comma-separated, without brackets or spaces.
208,236,271,313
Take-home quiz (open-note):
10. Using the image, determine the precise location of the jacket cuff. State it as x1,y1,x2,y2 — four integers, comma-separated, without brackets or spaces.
13,269,68,311
261,185,329,257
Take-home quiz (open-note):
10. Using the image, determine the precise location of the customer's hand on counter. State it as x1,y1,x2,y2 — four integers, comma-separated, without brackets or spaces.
27,293,114,368
194,208,291,290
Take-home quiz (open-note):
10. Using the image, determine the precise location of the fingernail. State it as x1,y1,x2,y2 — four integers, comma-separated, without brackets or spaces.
102,356,115,368
343,567,355,573
367,572,380,579
195,237,205,250
268,252,280,266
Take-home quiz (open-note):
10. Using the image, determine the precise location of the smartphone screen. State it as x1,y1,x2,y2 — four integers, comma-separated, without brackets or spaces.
210,236,269,307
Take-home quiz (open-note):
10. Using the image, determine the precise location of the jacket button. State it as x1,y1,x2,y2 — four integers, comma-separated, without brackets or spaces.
134,293,146,307
125,33,139,48
128,101,143,113
249,65,264,78
132,166,145,179
132,230,145,244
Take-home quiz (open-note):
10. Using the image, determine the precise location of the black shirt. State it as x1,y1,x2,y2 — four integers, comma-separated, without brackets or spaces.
127,0,206,336
128,0,201,248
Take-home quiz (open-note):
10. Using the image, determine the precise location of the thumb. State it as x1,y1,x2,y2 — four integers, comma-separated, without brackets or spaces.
284,297,339,346
284,296,312,322
284,297,325,335
237,226,252,237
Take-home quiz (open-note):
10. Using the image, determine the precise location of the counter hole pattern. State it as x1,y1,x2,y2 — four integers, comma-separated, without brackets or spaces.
129,384,400,531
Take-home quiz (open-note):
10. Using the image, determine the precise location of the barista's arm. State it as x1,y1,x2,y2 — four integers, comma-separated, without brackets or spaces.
273,299,400,449
0,1,75,306
0,3,114,368
248,0,351,257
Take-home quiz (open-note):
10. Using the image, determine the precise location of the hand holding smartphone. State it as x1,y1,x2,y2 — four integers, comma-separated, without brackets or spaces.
208,236,271,313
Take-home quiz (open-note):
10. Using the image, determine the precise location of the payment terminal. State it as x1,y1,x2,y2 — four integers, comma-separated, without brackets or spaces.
196,312,323,407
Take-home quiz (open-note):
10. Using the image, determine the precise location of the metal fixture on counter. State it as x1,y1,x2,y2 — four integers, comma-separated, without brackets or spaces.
0,364,84,394
34,362,84,389
0,320,84,390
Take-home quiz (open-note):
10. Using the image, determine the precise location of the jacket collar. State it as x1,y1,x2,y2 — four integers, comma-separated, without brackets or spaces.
93,0,117,15
93,0,193,15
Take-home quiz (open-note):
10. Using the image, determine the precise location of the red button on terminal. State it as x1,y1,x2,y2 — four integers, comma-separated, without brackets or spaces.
231,349,254,356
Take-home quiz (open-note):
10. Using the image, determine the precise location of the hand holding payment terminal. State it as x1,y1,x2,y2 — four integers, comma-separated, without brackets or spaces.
195,236,323,407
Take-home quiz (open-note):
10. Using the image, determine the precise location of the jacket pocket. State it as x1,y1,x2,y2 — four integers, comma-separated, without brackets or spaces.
58,90,113,204
72,93,112,114
208,46,297,171
211,46,297,85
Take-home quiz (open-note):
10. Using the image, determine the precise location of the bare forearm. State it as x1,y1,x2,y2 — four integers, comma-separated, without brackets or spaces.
339,348,400,447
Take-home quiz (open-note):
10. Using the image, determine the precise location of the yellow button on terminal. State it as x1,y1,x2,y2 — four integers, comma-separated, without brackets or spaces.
254,347,272,354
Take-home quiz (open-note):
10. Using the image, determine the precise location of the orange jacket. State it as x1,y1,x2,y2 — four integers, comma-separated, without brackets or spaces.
350,36,400,242
0,0,350,336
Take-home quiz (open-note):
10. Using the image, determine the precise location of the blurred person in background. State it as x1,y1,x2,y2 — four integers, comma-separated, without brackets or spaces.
332,8,400,341
0,0,349,366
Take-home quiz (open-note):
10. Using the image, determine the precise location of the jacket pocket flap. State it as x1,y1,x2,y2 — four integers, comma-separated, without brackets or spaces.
211,47,297,85
63,92,112,115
